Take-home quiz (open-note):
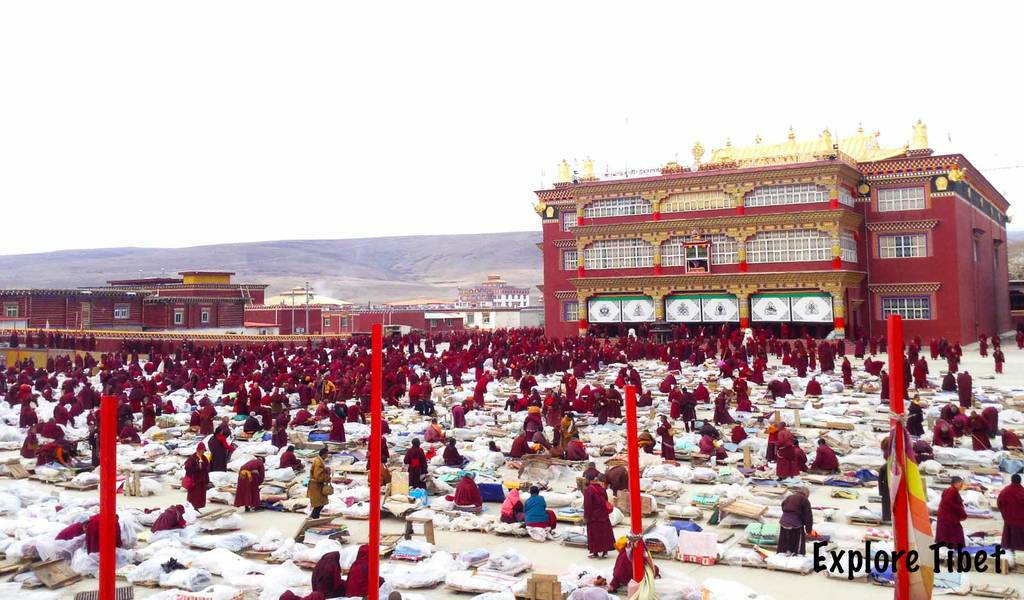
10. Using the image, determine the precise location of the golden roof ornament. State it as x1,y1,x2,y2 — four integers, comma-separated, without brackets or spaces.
911,119,929,151
755,134,762,144
557,159,571,183
582,158,595,180
948,164,965,182
820,128,833,150
692,141,705,165
857,122,864,134
787,126,796,141
533,201,547,216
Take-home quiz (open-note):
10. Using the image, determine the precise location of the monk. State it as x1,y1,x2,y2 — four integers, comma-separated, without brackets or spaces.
730,424,748,444
582,476,615,559
810,438,839,473
935,477,967,548
234,456,265,511
940,372,956,392
311,551,345,598
775,428,801,479
20,425,39,459
698,434,727,460
638,431,655,454
279,445,304,471
509,431,531,458
151,504,187,533
907,399,925,437
183,443,210,509
608,537,641,592
344,545,381,598
1002,429,1022,450
777,487,813,555
996,474,1024,552
605,464,629,495
932,419,955,447
656,416,675,460
560,413,579,446
271,423,288,448
404,438,427,489
85,513,122,553
451,404,466,428
209,419,234,472
443,439,464,467
956,372,972,408
423,418,444,443
805,378,822,397
55,521,86,541
453,473,483,511
328,407,346,443
713,392,735,425
565,438,588,461
970,412,992,450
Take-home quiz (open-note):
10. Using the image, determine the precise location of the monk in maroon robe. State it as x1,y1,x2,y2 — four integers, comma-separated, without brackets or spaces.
442,439,464,467
805,378,822,397
344,545,381,599
279,446,304,471
656,416,675,460
810,439,839,473
932,419,955,447
404,439,427,489
21,426,39,459
39,419,64,440
151,505,186,532
328,409,346,442
699,434,726,460
730,424,747,444
935,478,967,547
234,457,265,511
997,474,1024,551
775,428,801,479
582,478,615,558
509,432,531,458
713,392,735,425
970,412,992,450
1002,429,1022,450
55,521,86,541
85,514,122,553
453,474,483,510
183,443,210,509
119,423,141,444
565,439,588,461
311,551,345,598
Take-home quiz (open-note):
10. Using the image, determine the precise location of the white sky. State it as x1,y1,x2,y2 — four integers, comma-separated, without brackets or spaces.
2,1,1023,255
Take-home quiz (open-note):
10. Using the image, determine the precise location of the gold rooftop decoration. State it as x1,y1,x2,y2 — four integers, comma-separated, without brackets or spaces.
705,124,908,167
911,119,930,151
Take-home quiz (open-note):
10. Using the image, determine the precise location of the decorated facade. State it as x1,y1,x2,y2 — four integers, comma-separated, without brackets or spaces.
536,122,1010,342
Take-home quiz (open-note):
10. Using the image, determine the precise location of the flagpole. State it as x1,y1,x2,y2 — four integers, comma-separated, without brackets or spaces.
368,324,383,600
99,395,117,599
624,385,645,583
887,316,910,600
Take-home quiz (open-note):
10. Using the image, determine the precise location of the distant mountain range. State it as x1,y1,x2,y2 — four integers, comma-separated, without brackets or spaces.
0,232,543,304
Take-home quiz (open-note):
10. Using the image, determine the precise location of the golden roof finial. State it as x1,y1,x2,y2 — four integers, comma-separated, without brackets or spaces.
725,137,732,148
787,126,796,141
692,141,705,165
557,159,571,183
582,157,595,180
820,128,833,150
911,119,929,150
857,122,864,134
754,134,762,144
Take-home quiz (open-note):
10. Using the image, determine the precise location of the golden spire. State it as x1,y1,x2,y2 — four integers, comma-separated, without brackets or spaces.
557,159,571,183
820,128,833,150
911,119,929,150
857,122,864,134
754,134,762,144
692,141,705,165
582,157,595,180
787,126,796,141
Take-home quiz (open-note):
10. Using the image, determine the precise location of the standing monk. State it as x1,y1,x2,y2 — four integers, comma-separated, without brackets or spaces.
404,438,428,490
935,476,967,548
996,474,1024,553
234,456,265,512
183,443,210,509
656,416,675,461
582,475,616,559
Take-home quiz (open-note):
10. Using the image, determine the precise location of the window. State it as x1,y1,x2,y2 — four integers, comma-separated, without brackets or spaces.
881,297,931,320
973,238,980,263
323,317,331,329
173,310,184,325
879,234,926,258
746,229,832,264
840,231,858,262
745,184,827,208
200,308,210,324
3,304,17,318
295,327,305,334
466,313,475,325
561,211,576,231
584,238,654,269
838,187,855,207
562,301,579,322
482,313,491,325
685,245,710,273
113,304,130,320
562,249,578,270
661,190,730,213
341,316,349,329
582,197,651,219
877,186,925,212
709,234,738,265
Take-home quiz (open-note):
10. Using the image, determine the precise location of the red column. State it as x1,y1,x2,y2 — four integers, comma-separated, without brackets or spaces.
99,395,117,600
740,317,749,329
654,264,662,276
652,211,661,221
735,205,745,215
577,266,585,278
738,261,748,273
887,316,910,600
368,324,383,600
577,215,584,227
624,386,645,583
832,257,842,269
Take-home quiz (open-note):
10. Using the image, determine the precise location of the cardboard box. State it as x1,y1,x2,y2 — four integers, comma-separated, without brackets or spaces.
526,573,562,600
615,490,656,516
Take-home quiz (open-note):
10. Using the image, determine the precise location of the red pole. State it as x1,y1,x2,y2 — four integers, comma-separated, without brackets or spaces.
624,385,644,583
887,316,910,600
367,324,383,600
99,395,117,599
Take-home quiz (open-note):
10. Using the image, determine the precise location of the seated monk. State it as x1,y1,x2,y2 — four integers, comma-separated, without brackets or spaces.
699,434,727,460
279,446,304,471
151,504,187,533
36,441,70,467
810,438,839,473
564,439,588,461
730,424,748,444
119,423,141,444
1002,429,1022,450
941,373,956,392
39,419,65,440
443,439,464,467
453,473,483,511
423,418,445,443
242,414,261,434
21,425,39,459
290,409,313,427
509,432,531,458
310,551,345,598
85,514,122,553
805,378,822,397
912,439,934,462
638,431,655,454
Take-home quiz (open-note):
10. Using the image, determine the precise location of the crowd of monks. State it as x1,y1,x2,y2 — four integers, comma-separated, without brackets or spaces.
2,323,1023,596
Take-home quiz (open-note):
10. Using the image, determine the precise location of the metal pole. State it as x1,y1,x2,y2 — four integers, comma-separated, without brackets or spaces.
305,281,310,335
624,385,645,583
887,316,910,600
368,323,383,600
99,395,118,599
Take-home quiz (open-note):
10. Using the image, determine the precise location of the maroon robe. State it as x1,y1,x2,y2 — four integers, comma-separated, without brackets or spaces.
810,444,839,472
935,486,967,547
56,522,85,541
730,425,747,444
184,451,210,509
582,483,615,554
344,545,380,598
234,459,265,508
311,551,345,598
656,420,675,460
85,514,122,553
997,482,1024,550
404,446,427,489
328,411,346,442
453,475,482,507
151,505,186,532
279,449,303,471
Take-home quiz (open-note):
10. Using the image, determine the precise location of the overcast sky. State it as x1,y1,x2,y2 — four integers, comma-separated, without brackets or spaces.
2,1,1022,255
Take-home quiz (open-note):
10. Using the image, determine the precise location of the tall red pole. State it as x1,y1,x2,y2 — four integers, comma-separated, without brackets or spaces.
367,325,383,600
624,385,645,583
887,316,910,600
99,395,117,599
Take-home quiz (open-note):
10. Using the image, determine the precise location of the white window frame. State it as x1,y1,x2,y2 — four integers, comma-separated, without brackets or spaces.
3,303,18,318
709,234,738,265
838,187,855,207
661,190,730,213
583,238,654,270
323,316,331,328
200,307,211,324
877,186,925,212
881,296,931,320
840,231,858,262
582,197,652,219
562,249,578,271
562,300,579,322
746,229,832,264
561,211,576,231
744,184,828,208
173,310,184,325
879,233,926,259
113,304,130,320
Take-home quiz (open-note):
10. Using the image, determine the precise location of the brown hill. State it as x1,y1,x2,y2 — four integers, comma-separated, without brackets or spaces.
0,232,543,304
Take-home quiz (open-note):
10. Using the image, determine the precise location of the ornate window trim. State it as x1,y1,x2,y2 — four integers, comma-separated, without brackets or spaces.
865,219,938,232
